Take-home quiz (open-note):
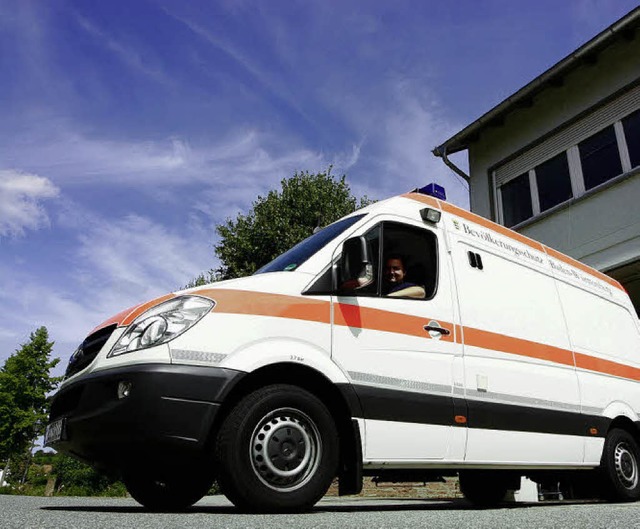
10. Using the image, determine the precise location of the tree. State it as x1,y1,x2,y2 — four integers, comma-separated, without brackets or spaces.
52,453,117,495
183,269,220,289
0,327,60,481
213,168,373,280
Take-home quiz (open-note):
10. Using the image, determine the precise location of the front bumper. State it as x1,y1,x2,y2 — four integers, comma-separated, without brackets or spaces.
47,363,244,471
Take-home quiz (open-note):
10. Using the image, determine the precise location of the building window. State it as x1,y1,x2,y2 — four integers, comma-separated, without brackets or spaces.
496,104,640,228
578,125,623,190
534,152,573,212
501,173,533,227
622,109,640,169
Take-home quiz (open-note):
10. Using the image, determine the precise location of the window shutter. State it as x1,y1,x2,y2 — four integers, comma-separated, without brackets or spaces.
495,84,640,187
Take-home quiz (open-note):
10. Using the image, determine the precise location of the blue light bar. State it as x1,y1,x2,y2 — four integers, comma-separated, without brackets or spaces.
418,183,446,201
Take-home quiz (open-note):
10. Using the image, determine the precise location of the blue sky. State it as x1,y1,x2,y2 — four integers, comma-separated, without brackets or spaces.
1,0,638,372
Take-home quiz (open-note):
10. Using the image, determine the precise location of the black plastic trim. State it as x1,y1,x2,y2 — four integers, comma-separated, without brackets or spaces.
467,399,608,438
354,385,457,427
48,363,245,469
65,324,117,378
349,384,609,438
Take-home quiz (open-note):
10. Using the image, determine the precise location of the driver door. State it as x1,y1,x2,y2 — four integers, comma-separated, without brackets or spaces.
331,218,464,462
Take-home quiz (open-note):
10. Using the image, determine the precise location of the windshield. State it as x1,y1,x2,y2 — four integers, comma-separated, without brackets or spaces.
255,214,365,274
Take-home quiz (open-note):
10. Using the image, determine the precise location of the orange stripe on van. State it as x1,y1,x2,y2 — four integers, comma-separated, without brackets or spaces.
90,293,176,333
439,200,547,254
544,246,623,291
404,192,624,292
96,286,637,384
90,306,137,334
462,326,575,368
196,288,457,342
574,352,640,382
453,324,463,343
334,303,455,343
195,288,330,324
405,192,546,253
197,288,637,382
120,293,176,326
463,326,640,381
401,192,440,209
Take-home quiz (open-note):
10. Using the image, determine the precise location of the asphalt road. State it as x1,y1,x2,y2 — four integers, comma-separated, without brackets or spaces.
2,495,640,529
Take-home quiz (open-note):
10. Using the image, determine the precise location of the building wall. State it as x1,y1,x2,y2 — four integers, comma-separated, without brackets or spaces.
468,35,640,226
519,171,640,270
464,34,640,313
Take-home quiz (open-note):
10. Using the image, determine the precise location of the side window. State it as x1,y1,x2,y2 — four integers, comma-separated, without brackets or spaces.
345,222,438,300
381,223,438,300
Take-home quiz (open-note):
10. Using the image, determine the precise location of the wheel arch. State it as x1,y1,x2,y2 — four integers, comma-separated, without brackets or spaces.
608,415,640,444
602,401,640,443
209,362,363,495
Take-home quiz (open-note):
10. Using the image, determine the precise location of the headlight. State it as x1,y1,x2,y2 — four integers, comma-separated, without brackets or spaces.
108,296,214,357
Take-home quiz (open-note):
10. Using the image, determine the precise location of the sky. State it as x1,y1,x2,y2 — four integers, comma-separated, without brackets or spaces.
1,0,639,373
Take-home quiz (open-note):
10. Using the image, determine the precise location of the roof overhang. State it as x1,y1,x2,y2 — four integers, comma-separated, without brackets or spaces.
433,7,640,158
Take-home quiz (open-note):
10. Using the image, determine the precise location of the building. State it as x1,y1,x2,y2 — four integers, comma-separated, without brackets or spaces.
434,7,640,315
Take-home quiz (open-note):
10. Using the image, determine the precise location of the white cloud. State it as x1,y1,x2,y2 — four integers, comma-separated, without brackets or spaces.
0,170,59,236
1,123,334,190
73,13,173,86
76,213,214,298
321,77,470,208
0,121,358,231
0,261,99,351
1,129,192,183
376,81,470,207
0,207,216,367
163,8,313,127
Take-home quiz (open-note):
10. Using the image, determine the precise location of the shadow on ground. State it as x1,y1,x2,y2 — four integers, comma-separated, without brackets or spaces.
41,497,603,515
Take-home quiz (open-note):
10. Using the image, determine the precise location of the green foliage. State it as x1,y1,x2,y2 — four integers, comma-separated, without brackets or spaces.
183,269,221,289
25,463,49,486
0,453,128,497
214,168,373,280
52,454,113,494
0,327,60,470
32,450,56,465
3,450,30,485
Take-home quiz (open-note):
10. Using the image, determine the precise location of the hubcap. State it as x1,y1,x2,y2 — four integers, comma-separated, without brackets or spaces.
250,408,322,491
614,441,639,490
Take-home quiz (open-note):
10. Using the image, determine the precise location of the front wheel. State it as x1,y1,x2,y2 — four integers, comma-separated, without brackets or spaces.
124,470,214,511
459,471,509,507
215,384,339,513
600,428,640,501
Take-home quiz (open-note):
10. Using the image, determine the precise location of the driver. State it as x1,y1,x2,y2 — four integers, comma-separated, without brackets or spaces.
383,254,426,299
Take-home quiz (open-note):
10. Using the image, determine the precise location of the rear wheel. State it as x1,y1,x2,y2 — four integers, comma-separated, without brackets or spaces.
600,428,640,502
215,384,339,513
459,471,509,507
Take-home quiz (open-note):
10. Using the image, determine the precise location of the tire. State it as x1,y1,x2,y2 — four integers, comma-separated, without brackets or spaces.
124,470,213,511
215,384,339,513
459,471,509,507
599,428,640,502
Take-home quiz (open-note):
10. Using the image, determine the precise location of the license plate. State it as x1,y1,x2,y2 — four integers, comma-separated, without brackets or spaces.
44,418,66,445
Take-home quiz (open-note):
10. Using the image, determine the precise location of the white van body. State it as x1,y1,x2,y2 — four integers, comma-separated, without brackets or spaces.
47,190,640,511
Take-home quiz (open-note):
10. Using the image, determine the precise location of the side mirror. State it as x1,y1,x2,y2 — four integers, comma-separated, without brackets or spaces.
335,236,374,292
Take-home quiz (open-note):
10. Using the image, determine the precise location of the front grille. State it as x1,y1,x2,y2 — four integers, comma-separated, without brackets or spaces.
65,324,117,378
50,385,83,420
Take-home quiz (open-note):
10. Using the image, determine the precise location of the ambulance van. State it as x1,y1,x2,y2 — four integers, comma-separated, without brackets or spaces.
46,187,640,512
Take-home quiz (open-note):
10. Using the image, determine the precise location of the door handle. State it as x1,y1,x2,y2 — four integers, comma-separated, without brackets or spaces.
423,324,451,336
